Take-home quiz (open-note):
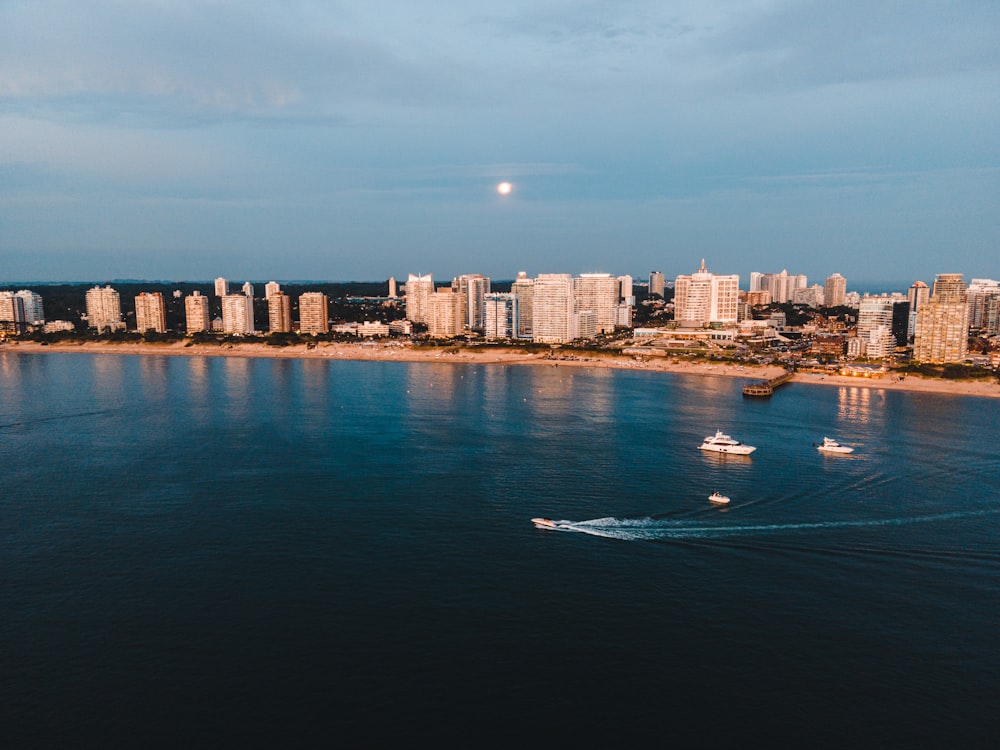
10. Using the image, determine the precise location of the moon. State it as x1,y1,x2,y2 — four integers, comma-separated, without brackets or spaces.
496,181,513,196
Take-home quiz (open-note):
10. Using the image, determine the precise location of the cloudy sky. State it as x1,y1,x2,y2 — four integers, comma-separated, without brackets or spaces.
2,1,998,286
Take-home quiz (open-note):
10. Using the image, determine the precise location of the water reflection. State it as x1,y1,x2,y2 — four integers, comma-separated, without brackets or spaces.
837,386,885,425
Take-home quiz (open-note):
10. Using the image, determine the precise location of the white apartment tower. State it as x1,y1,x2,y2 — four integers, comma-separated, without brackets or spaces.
85,285,125,333
824,273,847,307
298,292,329,334
15,290,44,325
452,274,491,332
511,272,534,339
426,290,464,338
405,274,434,325
221,293,255,334
648,271,665,298
532,274,576,343
214,277,230,297
267,291,292,333
574,273,619,334
673,260,739,326
913,274,969,363
0,292,27,333
966,279,1000,330
134,292,167,334
483,293,517,339
264,281,281,299
185,291,211,333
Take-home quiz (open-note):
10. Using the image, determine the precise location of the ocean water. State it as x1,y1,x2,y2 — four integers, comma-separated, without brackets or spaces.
1,352,998,747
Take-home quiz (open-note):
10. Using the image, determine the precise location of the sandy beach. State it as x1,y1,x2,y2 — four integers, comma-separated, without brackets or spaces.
4,339,999,399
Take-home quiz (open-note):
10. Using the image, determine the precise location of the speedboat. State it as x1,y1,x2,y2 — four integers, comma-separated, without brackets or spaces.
708,491,730,505
531,518,559,529
699,430,756,455
817,437,854,454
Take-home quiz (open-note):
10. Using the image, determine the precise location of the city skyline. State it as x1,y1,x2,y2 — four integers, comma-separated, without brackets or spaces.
2,2,998,283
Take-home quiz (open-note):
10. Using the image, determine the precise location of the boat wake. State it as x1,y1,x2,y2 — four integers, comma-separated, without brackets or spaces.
539,508,1000,542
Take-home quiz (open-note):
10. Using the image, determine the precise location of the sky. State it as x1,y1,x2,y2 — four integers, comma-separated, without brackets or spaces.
2,1,998,287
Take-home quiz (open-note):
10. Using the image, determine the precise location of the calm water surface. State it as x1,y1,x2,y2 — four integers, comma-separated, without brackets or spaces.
2,353,998,747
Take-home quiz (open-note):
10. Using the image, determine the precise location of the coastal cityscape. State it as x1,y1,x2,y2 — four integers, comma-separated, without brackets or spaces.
4,263,999,380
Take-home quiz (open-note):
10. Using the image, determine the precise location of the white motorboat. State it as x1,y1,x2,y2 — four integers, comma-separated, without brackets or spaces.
699,430,756,455
708,491,730,505
531,518,559,529
817,437,854,454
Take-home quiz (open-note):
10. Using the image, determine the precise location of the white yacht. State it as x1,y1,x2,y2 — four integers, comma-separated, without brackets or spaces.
699,430,756,455
817,437,854,454
708,491,730,505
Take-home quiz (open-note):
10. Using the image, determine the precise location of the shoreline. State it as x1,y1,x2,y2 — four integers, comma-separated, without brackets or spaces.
4,340,999,399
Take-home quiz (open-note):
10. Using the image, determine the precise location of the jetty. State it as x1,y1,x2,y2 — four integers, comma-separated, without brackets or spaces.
742,369,794,398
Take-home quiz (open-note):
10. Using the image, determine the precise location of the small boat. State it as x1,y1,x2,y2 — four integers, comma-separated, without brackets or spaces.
531,518,559,529
708,491,730,505
817,437,854,454
699,430,756,455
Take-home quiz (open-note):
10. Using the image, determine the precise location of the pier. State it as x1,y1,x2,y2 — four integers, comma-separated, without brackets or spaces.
742,369,794,398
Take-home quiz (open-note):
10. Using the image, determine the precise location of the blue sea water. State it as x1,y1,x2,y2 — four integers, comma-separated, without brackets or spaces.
1,352,998,748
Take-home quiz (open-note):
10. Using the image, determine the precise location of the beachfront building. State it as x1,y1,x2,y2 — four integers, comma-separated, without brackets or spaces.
824,273,847,307
673,260,739,326
134,292,167,334
907,281,930,340
452,274,491,332
264,281,281,299
267,291,292,333
532,274,576,343
221,293,255,335
484,293,517,339
966,279,1000,330
12,290,45,326
214,277,229,297
913,274,969,363
0,292,27,334
298,292,329,334
574,273,619,334
405,274,434,325
511,272,534,339
85,285,125,333
426,289,464,338
185,291,211,333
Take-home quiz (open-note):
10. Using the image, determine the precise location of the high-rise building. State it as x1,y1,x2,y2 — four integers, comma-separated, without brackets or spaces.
824,273,847,307
793,285,826,308
648,271,665,298
241,281,254,298
298,292,329,334
388,277,397,298
857,296,894,343
214,277,229,297
426,289,464,338
0,292,27,334
913,274,969,363
134,292,167,334
574,273,619,334
483,293,516,339
511,272,534,339
755,269,807,304
221,293,255,334
85,285,125,333
532,274,576,343
966,279,1000,330
618,275,634,305
185,291,211,333
673,260,739,326
267,291,292,333
405,274,434,324
264,281,281,299
14,290,44,325
906,281,930,339
452,274,491,332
